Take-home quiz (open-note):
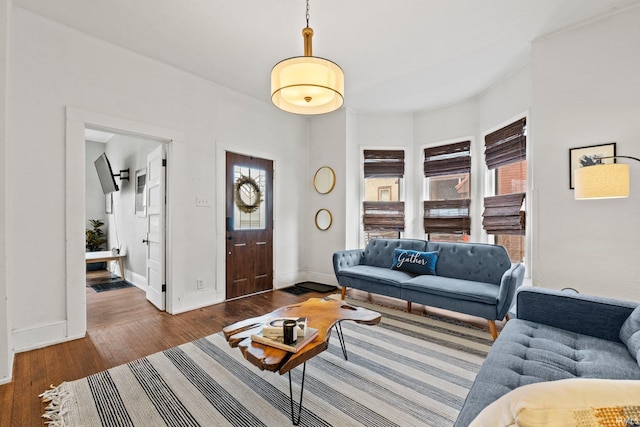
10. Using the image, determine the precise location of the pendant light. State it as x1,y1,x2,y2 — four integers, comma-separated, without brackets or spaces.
271,0,344,115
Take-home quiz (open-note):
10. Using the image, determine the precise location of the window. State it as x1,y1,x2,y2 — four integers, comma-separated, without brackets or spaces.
363,150,405,243
423,141,471,242
233,166,266,230
482,118,527,262
378,186,392,201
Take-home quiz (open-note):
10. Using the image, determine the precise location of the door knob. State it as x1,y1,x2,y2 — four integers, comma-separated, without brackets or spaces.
142,239,149,244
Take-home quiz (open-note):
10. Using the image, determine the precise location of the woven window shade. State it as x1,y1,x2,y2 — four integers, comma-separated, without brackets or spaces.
423,199,470,234
424,141,471,177
485,118,526,170
363,201,405,232
363,150,405,178
482,193,525,235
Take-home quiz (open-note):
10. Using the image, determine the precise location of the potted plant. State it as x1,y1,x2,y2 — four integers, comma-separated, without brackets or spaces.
86,219,107,270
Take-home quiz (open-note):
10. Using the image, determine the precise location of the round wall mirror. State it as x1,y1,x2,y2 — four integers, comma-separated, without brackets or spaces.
313,166,336,194
315,209,332,231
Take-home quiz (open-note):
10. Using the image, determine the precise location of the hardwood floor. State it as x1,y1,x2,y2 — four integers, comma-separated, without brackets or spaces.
0,276,501,426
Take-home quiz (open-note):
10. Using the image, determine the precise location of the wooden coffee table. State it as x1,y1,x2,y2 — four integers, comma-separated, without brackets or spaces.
223,298,381,425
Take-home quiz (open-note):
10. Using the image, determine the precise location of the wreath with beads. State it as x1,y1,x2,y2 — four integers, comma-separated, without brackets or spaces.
234,174,263,214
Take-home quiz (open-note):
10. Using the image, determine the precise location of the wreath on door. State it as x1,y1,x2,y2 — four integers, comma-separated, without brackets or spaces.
234,174,263,214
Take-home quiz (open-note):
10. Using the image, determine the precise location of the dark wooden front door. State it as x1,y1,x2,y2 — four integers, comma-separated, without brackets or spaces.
226,152,273,299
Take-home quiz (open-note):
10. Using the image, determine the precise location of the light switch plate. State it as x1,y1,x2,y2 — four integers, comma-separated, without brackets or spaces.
196,195,210,207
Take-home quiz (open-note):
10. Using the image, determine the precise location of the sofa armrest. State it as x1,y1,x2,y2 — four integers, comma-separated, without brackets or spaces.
496,263,525,319
332,249,365,278
516,287,637,342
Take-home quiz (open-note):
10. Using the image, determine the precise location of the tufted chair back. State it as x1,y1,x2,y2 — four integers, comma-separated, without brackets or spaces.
362,238,428,268
426,241,511,285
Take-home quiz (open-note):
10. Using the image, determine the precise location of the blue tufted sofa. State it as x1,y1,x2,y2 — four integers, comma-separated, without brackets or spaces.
332,238,525,339
455,287,640,426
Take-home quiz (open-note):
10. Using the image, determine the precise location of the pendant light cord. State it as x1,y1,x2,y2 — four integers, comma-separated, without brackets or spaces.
306,0,310,27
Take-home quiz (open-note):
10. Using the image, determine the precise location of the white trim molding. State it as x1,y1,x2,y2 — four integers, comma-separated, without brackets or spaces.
65,107,184,339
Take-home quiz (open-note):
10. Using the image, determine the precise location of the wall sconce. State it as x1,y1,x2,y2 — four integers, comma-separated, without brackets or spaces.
574,155,640,199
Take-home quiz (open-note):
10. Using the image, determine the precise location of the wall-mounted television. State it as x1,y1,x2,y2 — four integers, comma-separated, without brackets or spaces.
94,153,119,194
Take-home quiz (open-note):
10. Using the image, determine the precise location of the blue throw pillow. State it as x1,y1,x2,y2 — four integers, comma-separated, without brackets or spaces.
391,249,438,275
620,305,640,366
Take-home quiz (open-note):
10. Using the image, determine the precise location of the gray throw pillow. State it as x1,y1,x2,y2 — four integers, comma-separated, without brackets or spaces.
620,305,640,365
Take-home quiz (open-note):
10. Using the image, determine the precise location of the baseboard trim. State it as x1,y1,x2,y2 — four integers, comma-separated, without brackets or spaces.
0,350,14,385
126,270,147,290
171,289,222,315
274,271,304,289
304,271,339,287
12,321,84,353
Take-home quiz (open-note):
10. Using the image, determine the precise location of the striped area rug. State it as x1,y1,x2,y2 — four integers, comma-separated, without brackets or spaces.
41,298,492,426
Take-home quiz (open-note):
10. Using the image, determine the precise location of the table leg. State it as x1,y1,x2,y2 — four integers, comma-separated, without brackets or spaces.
288,362,306,426
117,258,125,281
333,321,348,361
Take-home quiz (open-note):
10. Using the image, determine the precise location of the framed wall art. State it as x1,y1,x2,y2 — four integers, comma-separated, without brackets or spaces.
105,192,112,214
569,142,616,189
135,168,147,217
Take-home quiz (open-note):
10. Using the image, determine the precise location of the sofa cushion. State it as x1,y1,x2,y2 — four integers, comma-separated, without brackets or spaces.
454,319,640,427
337,265,414,288
390,249,438,275
362,238,427,268
426,241,510,285
402,275,499,305
620,305,640,365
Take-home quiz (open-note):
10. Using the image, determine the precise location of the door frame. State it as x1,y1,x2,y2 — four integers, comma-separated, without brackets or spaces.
66,107,183,338
215,141,279,300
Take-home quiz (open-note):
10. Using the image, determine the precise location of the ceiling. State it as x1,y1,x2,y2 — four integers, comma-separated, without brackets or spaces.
14,0,640,114
85,128,114,143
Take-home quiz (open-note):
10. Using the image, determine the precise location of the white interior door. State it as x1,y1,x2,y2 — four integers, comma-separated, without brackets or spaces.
145,145,166,310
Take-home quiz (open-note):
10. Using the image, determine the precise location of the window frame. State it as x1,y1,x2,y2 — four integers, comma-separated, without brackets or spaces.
360,147,407,246
482,114,530,269
422,139,473,242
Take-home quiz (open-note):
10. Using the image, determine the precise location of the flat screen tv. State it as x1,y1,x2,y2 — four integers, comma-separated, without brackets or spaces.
94,153,119,194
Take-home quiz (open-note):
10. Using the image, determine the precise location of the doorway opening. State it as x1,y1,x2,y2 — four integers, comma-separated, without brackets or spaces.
66,106,182,340
84,128,168,321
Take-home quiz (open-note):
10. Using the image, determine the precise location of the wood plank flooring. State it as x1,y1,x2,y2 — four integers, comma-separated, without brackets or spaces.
0,275,501,426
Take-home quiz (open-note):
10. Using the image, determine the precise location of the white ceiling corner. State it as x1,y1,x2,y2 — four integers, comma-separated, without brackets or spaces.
85,128,115,144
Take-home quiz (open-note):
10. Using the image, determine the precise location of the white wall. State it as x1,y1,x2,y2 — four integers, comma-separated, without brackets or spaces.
85,140,107,230
0,0,10,385
531,5,640,301
344,108,360,249
414,101,480,239
414,101,478,145
5,6,307,365
339,69,530,250
477,65,531,267
306,111,347,285
104,134,162,283
305,111,416,283
477,64,531,134
355,113,415,241
413,64,531,245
